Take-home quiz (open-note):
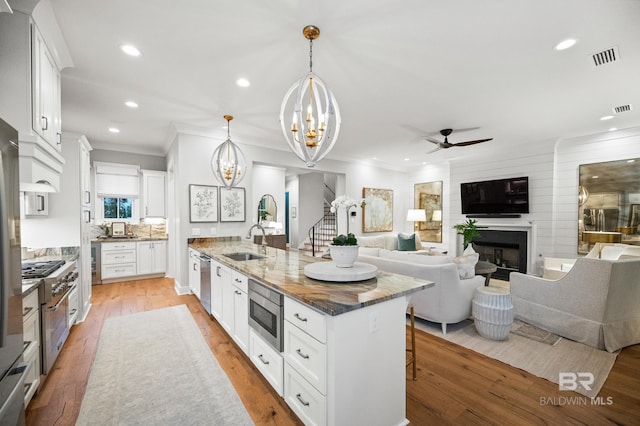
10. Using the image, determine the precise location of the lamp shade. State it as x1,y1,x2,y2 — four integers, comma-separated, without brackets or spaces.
407,209,427,222
432,210,442,221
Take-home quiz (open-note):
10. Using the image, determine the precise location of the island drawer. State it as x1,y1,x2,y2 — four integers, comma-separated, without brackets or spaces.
284,364,326,426
231,270,248,293
23,290,39,318
249,329,284,396
284,321,327,395
284,297,326,343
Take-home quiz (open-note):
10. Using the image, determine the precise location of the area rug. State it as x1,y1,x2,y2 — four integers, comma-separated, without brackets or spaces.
412,318,618,398
76,305,254,425
510,319,562,346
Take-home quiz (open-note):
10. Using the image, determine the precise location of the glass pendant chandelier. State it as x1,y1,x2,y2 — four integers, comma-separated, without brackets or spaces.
280,25,341,167
211,115,246,188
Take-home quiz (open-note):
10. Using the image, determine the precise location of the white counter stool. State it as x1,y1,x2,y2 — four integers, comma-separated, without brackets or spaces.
406,305,417,380
472,286,513,340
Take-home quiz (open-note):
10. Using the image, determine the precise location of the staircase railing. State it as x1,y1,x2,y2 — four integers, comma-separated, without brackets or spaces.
308,210,336,256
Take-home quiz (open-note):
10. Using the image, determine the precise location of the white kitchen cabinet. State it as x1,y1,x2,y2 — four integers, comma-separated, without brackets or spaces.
188,248,201,299
141,170,167,218
0,8,68,190
102,242,137,280
32,23,61,150
136,240,167,275
218,268,248,355
281,295,409,426
80,141,91,206
23,290,41,406
68,286,79,326
210,259,226,320
231,271,249,354
249,329,284,396
59,134,92,324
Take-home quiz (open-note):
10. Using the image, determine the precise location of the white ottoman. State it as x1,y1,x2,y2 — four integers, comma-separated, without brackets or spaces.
472,286,513,340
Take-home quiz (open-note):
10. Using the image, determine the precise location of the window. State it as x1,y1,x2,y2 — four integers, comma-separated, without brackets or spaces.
104,197,133,219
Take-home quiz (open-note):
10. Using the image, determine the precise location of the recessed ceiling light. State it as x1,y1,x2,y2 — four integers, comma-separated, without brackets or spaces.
109,127,120,133
236,78,250,87
404,158,410,161
125,101,138,108
609,127,617,131
121,44,141,56
600,115,614,121
555,38,577,51
592,175,599,179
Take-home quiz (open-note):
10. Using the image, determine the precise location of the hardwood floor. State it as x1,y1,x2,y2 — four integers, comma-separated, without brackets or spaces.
26,278,640,425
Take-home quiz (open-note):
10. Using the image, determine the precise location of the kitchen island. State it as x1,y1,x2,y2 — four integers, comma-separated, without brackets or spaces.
189,237,433,426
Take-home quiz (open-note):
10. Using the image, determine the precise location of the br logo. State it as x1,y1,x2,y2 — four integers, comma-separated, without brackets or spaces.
559,372,594,391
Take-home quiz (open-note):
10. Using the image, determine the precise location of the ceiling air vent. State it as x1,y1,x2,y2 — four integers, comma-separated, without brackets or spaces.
591,46,619,67
612,104,633,114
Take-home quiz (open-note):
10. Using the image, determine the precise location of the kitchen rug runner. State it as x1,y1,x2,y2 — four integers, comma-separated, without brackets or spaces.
76,304,253,425
412,317,617,398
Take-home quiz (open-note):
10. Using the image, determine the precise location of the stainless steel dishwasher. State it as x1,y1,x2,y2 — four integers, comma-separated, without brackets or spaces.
199,253,212,314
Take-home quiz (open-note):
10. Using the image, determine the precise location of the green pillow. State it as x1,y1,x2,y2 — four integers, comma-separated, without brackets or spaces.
397,233,416,251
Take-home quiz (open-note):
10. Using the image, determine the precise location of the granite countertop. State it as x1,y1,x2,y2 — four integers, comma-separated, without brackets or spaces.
92,236,168,243
188,238,433,316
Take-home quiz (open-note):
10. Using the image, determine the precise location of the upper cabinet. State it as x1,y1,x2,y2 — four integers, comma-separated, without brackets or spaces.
32,23,62,151
0,4,72,191
141,170,167,218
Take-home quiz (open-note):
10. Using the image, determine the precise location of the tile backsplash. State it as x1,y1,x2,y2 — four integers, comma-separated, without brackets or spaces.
92,220,167,239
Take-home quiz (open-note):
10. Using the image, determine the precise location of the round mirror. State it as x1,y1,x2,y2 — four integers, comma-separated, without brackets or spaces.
258,194,277,224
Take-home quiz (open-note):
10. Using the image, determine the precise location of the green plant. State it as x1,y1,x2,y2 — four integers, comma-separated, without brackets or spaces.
453,219,486,249
332,233,358,246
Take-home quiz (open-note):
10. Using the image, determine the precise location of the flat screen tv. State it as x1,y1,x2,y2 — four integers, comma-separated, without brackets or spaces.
461,176,529,215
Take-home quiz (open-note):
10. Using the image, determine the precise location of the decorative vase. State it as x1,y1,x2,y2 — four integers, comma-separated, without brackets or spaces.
329,245,359,268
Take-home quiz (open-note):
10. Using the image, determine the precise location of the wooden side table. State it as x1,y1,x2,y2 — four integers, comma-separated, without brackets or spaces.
475,260,498,286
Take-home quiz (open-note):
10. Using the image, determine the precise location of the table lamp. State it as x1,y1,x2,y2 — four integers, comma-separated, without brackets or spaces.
407,209,427,231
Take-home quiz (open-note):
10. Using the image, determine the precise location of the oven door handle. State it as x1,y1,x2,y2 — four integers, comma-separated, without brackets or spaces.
47,287,72,312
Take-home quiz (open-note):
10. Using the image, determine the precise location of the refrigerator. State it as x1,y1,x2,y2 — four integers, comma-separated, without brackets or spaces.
0,118,26,425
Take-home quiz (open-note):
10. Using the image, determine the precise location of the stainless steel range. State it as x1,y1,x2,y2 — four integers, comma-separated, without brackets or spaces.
21,259,78,375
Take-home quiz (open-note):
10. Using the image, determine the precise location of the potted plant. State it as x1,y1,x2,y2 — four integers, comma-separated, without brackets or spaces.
453,219,486,249
330,233,359,267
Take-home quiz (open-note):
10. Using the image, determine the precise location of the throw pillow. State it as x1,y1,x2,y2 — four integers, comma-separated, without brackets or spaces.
452,252,479,280
397,233,416,251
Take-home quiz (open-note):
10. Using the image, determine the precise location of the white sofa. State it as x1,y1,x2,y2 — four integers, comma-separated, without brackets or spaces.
357,248,484,333
511,256,640,352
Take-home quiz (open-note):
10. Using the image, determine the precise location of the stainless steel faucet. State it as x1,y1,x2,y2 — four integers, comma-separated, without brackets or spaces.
246,223,267,246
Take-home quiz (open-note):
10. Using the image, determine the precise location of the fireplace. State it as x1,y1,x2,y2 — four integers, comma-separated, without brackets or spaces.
471,230,528,280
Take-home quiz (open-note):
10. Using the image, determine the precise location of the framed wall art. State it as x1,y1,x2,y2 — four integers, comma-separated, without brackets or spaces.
219,187,246,222
362,187,393,233
189,184,218,223
414,181,443,243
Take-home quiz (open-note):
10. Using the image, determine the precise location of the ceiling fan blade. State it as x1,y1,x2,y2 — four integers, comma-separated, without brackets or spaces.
451,138,493,147
424,137,442,145
426,146,443,154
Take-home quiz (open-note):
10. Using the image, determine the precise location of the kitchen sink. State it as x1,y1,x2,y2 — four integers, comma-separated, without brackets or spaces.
223,252,265,261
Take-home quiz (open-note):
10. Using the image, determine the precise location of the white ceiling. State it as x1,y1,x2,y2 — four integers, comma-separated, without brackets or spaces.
49,0,640,170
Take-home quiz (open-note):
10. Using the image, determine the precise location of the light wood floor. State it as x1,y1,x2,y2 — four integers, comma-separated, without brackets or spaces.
26,278,640,425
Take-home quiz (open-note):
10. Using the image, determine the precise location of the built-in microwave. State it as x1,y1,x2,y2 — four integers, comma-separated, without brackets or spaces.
24,192,49,216
248,279,284,352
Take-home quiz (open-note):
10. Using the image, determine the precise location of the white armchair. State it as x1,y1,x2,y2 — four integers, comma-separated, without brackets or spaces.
511,257,640,352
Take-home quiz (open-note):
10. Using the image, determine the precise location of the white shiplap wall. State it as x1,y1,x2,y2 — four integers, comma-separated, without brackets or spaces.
444,140,555,273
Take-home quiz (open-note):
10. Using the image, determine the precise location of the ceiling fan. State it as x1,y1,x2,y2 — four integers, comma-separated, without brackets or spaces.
425,128,493,153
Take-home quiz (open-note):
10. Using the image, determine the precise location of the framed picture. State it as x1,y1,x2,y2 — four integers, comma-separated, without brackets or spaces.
189,184,218,223
362,187,393,233
414,181,443,243
220,187,246,222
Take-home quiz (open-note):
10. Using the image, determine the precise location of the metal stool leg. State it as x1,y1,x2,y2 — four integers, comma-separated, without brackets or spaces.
406,305,417,380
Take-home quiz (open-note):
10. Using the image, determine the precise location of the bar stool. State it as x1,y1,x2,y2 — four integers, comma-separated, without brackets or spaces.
406,304,417,380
